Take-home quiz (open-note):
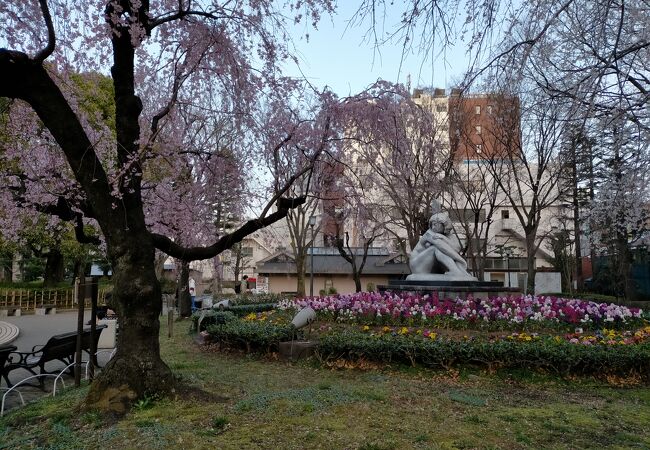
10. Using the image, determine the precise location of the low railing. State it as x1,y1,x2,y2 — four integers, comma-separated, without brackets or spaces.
0,288,109,311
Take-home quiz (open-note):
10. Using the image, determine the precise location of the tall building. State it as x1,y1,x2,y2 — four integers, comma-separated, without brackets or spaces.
404,89,564,290
412,88,521,160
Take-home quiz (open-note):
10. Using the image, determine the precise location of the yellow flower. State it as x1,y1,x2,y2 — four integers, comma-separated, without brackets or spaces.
399,327,409,335
362,325,370,332
416,329,422,335
244,313,257,321
429,332,437,340
382,326,391,333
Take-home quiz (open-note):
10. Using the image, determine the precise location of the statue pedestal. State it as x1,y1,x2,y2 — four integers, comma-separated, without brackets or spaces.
406,274,478,282
378,279,522,299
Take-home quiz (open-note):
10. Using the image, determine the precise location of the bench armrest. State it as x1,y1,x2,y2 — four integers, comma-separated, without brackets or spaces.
31,344,45,352
8,350,42,366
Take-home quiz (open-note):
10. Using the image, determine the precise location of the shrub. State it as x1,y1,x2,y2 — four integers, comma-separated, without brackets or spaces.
206,320,295,352
226,303,277,316
234,293,291,305
192,310,237,332
159,278,176,295
316,330,650,378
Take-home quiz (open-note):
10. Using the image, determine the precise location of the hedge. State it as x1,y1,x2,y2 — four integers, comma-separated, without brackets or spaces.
317,330,650,378
192,304,278,330
205,320,295,353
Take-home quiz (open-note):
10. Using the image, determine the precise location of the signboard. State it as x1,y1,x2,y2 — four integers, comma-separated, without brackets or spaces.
256,275,269,293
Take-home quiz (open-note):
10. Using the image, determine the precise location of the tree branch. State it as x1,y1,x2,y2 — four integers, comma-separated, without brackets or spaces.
74,215,101,245
150,196,306,260
34,0,56,63
0,50,114,225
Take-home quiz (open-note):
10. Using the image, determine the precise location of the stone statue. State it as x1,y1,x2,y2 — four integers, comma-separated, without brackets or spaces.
407,200,477,281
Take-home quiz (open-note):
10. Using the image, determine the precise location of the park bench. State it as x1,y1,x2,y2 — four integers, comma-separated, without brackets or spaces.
0,345,17,387
4,325,106,387
0,307,21,317
35,304,56,315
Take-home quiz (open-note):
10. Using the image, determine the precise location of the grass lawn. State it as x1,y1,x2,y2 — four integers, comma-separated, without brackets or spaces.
1,319,649,449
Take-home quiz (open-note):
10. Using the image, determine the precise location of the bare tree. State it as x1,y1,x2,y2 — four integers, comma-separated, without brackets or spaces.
482,92,571,293
441,95,507,280
286,196,321,297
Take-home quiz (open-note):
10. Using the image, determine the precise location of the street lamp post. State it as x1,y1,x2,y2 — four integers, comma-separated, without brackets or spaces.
308,216,316,298
505,248,512,288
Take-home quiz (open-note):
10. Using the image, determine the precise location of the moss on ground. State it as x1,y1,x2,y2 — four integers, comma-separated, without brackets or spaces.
1,319,649,449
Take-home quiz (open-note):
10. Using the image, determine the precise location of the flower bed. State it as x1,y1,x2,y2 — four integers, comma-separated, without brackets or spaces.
316,329,650,378
199,293,650,378
279,292,645,331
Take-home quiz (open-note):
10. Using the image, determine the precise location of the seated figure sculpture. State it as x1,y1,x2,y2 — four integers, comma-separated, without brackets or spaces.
407,200,477,281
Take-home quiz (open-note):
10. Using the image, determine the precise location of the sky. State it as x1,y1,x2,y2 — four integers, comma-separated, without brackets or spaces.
284,2,471,97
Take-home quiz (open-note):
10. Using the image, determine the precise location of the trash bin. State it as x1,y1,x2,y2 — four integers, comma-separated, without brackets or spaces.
97,319,117,348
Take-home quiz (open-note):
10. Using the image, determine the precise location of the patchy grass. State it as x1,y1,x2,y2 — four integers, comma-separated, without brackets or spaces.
1,318,650,449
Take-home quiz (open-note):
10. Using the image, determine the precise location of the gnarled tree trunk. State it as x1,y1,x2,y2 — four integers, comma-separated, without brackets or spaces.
86,232,173,413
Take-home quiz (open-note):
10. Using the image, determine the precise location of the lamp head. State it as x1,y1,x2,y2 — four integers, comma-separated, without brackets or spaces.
214,299,230,309
291,306,316,329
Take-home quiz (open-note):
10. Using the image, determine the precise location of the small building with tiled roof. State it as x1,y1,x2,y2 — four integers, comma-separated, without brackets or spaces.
256,247,410,295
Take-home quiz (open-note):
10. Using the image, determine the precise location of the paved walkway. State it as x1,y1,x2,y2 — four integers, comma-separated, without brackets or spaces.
0,321,19,346
1,311,115,416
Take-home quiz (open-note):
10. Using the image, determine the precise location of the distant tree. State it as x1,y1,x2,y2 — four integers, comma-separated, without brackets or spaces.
481,91,571,294
342,82,448,254
442,96,507,280
586,113,649,300
334,205,383,293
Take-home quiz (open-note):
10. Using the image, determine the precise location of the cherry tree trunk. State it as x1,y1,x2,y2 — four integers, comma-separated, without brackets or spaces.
85,233,173,413
43,248,65,287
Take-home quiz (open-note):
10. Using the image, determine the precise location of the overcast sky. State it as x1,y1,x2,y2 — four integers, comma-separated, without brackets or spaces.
284,3,470,97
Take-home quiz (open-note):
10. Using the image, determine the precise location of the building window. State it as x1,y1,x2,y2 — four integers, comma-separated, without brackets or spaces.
241,247,253,257
475,125,482,135
501,209,510,219
436,104,447,112
475,105,481,115
487,105,493,114
475,144,482,154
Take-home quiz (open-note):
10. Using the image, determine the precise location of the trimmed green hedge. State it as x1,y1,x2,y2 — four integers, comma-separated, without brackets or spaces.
225,303,277,315
192,304,278,330
317,331,650,378
205,320,295,352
